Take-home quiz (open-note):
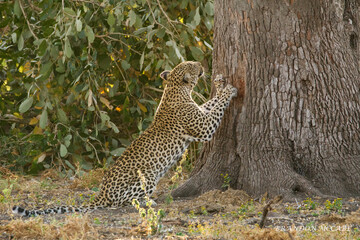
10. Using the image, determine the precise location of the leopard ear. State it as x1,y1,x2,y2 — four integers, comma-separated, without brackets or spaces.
160,71,170,81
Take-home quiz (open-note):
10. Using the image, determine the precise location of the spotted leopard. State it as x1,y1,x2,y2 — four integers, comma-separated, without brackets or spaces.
12,61,237,217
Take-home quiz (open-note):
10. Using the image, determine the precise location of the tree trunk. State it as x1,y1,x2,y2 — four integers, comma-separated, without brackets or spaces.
173,0,360,199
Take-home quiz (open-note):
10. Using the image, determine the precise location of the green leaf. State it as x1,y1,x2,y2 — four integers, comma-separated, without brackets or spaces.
14,0,21,18
40,62,52,75
100,112,110,124
155,59,164,69
45,101,53,111
64,38,73,58
18,34,24,51
64,134,72,147
38,40,48,56
110,147,125,157
133,27,147,35
85,25,95,43
57,108,68,123
129,10,136,27
107,12,116,27
156,28,166,38
140,52,145,70
39,109,48,129
171,41,183,60
11,33,17,43
19,97,34,113
57,74,65,85
204,2,214,16
64,8,76,17
56,59,65,73
204,17,213,30
190,46,204,61
193,7,201,26
75,19,82,32
60,144,68,157
121,60,131,70
180,0,189,9
65,160,75,170
109,121,119,133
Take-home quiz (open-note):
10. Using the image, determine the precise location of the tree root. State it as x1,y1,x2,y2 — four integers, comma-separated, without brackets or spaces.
291,174,335,199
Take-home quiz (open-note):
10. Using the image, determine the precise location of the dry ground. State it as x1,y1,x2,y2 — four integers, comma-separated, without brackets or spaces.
0,168,359,240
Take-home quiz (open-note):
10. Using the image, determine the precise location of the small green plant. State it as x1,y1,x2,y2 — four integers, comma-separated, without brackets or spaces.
0,187,12,203
132,170,166,235
0,179,16,204
165,194,173,205
89,193,97,203
312,212,319,217
188,210,196,219
306,221,315,227
166,150,188,204
238,200,255,215
286,205,299,214
93,218,101,224
220,173,231,190
200,206,208,215
324,198,343,214
302,198,319,210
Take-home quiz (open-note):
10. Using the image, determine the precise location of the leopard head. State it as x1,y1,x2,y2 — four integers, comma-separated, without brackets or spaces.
160,61,204,88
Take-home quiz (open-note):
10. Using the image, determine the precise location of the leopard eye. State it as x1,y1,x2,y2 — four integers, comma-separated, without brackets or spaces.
198,68,204,77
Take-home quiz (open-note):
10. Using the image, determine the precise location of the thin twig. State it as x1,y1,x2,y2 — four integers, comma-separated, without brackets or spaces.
259,195,283,228
192,90,207,103
26,0,41,12
145,0,174,38
98,32,146,41
69,0,103,7
97,35,142,55
145,86,164,93
156,0,178,34
18,0,38,40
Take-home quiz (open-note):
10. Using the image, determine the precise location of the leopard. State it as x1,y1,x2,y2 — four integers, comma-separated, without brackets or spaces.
12,61,237,217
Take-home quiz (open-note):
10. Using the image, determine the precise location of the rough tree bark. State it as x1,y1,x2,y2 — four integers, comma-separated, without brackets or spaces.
173,0,360,199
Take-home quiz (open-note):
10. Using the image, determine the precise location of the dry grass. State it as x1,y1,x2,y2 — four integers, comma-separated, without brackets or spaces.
0,214,99,240
70,168,104,190
0,169,359,239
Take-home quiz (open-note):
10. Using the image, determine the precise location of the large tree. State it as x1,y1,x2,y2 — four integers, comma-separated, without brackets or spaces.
173,0,360,199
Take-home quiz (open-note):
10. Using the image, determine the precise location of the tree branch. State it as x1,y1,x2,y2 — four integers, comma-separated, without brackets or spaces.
156,0,178,34
259,195,283,228
18,0,38,40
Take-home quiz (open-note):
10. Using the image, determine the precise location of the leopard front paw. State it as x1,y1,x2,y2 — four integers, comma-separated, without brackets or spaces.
223,84,238,98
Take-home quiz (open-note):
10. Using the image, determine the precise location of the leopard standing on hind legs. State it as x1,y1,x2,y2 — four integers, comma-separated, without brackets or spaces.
12,61,237,217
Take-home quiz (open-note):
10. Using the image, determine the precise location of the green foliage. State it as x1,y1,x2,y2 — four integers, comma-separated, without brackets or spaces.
237,200,255,216
221,173,231,190
165,150,188,204
302,197,319,210
0,0,213,174
286,205,299,215
132,170,165,235
324,198,343,214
